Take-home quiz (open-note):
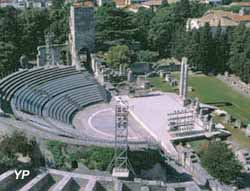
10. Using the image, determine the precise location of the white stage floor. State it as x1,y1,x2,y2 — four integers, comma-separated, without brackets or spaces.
121,92,206,157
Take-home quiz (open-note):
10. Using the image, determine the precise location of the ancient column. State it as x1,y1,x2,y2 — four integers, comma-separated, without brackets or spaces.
208,118,215,133
127,69,133,82
179,57,188,101
179,61,185,97
183,61,189,100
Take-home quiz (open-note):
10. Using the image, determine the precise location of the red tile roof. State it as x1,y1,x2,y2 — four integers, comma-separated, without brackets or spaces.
142,0,163,6
232,14,250,22
73,1,95,8
230,2,250,7
114,0,127,7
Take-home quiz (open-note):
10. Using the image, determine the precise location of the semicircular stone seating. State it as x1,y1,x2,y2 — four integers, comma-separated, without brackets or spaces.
0,66,106,124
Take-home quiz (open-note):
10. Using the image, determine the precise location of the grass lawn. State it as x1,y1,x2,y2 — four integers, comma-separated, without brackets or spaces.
188,74,250,123
150,74,250,149
226,123,250,149
149,77,176,93
188,139,210,154
213,116,250,149
150,74,250,123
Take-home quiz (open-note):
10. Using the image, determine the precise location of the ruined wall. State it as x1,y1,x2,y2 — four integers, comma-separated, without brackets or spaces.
69,5,95,69
37,44,68,67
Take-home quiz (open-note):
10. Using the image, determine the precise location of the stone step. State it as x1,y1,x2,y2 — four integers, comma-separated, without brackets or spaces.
18,172,49,191
49,175,71,191
0,170,15,190
81,178,96,191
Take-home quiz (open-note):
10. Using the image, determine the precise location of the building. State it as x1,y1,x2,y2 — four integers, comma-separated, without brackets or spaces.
141,0,163,7
230,2,250,8
96,0,164,10
0,0,49,9
0,0,25,8
26,0,49,8
127,3,146,12
114,0,128,8
96,0,112,6
201,0,222,5
153,57,181,72
186,10,250,31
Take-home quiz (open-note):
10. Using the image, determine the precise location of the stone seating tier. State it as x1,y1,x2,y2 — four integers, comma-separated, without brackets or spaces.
1,66,106,125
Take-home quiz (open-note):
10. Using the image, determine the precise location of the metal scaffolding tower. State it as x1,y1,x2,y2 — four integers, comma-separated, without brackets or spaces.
109,98,135,178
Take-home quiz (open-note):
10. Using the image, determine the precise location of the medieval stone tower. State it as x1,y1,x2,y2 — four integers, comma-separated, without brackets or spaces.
69,4,95,70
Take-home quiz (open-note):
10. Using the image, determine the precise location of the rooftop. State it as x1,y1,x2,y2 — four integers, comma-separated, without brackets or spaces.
114,0,127,7
230,2,250,7
142,0,163,6
187,10,250,29
73,1,94,8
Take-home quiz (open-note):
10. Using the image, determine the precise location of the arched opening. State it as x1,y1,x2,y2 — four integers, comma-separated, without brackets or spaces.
79,48,92,72
60,50,68,65
71,160,78,169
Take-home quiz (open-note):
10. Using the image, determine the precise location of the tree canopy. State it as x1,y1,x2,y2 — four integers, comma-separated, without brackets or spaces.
105,45,132,69
228,25,250,83
0,6,69,77
0,1,249,83
0,131,41,173
95,4,137,51
200,142,242,184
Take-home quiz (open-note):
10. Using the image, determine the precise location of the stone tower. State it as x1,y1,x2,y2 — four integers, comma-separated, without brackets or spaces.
179,57,189,105
69,4,95,70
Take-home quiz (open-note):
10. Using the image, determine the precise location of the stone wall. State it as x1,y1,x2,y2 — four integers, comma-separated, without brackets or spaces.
37,44,68,67
69,5,95,69
217,73,250,97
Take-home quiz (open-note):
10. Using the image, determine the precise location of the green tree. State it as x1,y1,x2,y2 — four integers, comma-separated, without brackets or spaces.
83,147,114,170
228,25,250,83
0,41,18,77
47,141,66,168
95,4,137,51
200,142,242,184
185,30,201,70
0,6,69,63
222,0,232,5
105,45,132,69
48,8,69,44
51,0,65,9
0,151,17,174
170,25,189,59
148,5,175,57
185,23,215,73
18,9,50,58
0,7,21,44
137,50,159,62
174,0,191,23
189,1,211,18
132,8,155,49
199,23,214,73
213,27,230,73
0,131,39,172
0,131,33,157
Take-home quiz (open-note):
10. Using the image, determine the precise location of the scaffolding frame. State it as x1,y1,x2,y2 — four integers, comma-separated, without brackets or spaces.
168,109,194,132
109,98,135,178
